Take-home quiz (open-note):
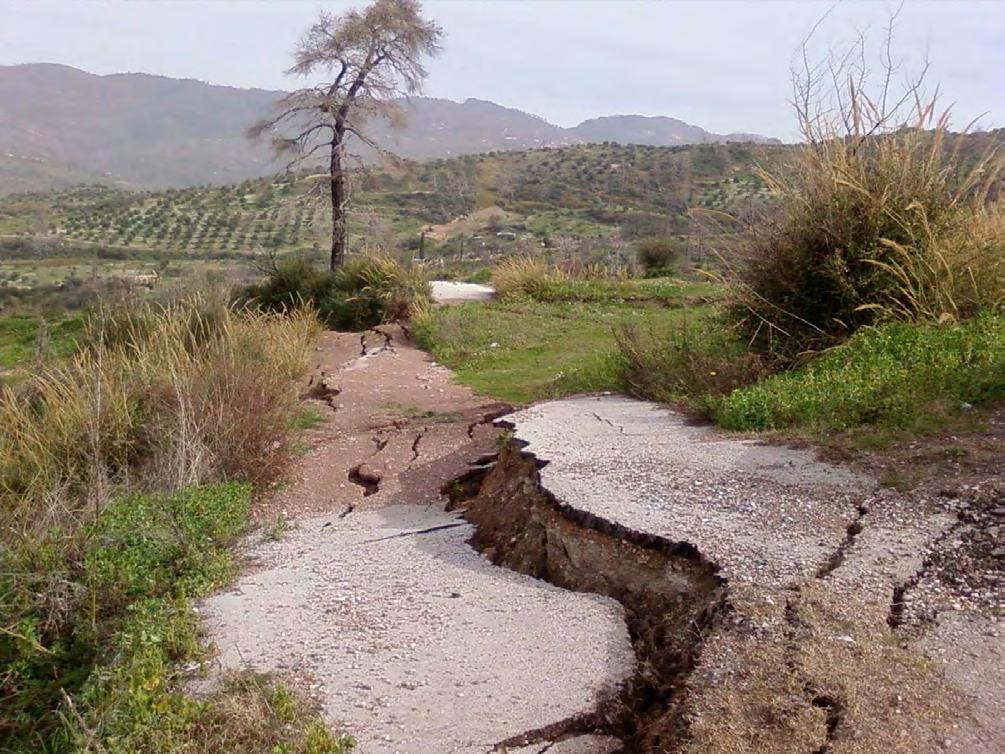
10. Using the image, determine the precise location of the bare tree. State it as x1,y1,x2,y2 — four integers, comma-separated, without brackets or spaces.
250,0,442,270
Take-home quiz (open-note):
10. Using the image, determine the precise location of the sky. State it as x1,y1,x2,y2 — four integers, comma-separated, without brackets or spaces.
1,0,1002,140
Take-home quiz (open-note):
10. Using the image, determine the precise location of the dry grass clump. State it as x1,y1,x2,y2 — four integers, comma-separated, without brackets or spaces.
617,315,764,413
491,255,561,299
0,293,321,538
240,253,429,331
727,35,1003,363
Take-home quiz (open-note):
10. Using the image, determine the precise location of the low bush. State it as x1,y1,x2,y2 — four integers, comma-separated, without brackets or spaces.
321,254,430,330
712,314,1005,432
617,313,763,411
635,237,682,277
241,254,429,331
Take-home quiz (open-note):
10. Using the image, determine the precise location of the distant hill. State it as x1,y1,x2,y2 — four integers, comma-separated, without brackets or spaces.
568,115,773,147
0,142,786,261
0,63,780,193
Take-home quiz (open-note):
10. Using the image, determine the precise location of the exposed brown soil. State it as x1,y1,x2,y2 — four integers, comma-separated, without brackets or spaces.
252,325,508,524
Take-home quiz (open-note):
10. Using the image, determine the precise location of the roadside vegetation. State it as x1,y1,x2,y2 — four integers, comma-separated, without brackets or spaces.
416,268,713,404
240,253,430,330
616,53,1004,440
0,295,353,752
0,314,85,371
421,67,1003,446
490,255,718,305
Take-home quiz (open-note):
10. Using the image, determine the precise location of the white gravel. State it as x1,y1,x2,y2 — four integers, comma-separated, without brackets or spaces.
429,280,495,303
201,505,632,754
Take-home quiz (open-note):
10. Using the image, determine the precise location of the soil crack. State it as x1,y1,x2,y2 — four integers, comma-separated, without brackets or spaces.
348,463,381,496
359,521,466,544
410,428,429,464
487,711,600,753
452,440,729,752
815,502,869,578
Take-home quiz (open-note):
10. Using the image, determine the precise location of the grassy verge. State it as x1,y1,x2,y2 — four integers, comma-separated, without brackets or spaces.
414,299,709,404
618,311,1004,438
522,277,720,305
489,256,721,306
712,314,1005,433
0,296,353,752
0,314,85,369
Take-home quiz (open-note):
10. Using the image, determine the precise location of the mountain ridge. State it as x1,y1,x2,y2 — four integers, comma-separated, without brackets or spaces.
0,63,781,193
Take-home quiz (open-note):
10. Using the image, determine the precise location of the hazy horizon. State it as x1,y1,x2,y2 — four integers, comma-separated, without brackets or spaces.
1,0,1003,140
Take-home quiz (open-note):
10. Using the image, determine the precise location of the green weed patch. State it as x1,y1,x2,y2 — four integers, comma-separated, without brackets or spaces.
415,299,705,404
712,315,1005,432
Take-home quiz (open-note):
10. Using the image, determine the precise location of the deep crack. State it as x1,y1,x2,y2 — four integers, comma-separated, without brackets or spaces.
815,502,869,578
455,440,728,752
410,428,429,463
360,521,466,544
488,711,599,753
347,464,380,496
810,693,843,753
887,515,966,631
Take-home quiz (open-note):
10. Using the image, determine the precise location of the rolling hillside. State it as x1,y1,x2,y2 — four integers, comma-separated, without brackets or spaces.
0,63,780,193
0,142,785,259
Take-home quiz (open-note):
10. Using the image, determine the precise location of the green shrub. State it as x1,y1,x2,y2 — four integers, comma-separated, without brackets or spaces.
321,254,430,330
713,314,1005,432
635,237,681,277
242,255,429,330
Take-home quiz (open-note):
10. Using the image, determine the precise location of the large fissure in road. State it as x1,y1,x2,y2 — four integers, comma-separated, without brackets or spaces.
455,439,729,752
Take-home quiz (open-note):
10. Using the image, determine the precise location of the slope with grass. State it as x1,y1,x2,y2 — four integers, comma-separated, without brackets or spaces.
414,276,715,404
0,296,354,752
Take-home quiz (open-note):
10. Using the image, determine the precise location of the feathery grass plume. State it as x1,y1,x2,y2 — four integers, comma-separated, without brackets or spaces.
724,23,1003,364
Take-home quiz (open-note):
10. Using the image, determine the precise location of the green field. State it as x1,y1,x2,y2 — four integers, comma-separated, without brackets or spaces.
415,298,709,404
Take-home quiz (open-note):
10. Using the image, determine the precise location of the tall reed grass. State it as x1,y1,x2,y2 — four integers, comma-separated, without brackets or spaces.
0,293,320,541
726,40,1003,363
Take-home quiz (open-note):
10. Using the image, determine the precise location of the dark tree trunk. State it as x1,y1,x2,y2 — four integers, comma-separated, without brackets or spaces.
329,136,348,270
